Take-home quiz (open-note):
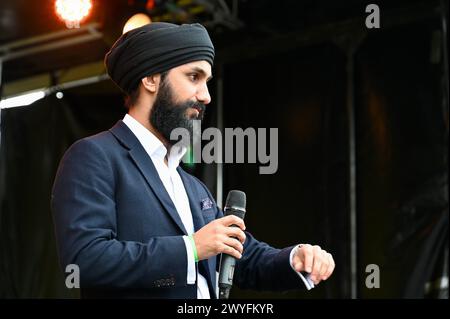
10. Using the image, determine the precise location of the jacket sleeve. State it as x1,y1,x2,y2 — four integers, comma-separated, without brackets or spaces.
234,233,306,292
51,138,188,289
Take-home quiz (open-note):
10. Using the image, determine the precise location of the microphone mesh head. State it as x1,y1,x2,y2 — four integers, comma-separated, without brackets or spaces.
225,190,246,211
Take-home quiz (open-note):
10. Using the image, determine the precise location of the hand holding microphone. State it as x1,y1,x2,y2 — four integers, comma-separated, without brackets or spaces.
192,214,246,261
191,190,247,299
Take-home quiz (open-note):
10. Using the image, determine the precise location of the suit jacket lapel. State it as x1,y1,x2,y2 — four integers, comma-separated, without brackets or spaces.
110,120,188,235
177,168,205,232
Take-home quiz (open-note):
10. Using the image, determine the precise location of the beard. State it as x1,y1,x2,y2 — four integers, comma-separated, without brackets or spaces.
150,78,206,147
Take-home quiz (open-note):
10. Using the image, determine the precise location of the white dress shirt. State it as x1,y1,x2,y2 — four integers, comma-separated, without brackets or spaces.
123,114,314,297
123,114,210,298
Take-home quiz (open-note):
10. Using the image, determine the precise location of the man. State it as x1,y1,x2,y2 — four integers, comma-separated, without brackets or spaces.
51,22,335,299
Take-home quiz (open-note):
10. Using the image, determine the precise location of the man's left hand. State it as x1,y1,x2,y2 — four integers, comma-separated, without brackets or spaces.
292,244,335,285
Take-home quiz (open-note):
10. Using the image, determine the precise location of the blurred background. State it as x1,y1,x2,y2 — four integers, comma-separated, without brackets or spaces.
0,0,448,299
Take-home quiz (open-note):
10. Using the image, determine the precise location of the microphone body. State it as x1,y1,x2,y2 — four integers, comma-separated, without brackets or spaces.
218,190,246,299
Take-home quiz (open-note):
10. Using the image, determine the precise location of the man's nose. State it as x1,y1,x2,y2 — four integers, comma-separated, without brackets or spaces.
196,83,211,105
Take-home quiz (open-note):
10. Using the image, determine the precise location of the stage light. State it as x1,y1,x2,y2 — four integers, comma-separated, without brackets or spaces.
0,91,46,109
123,13,152,34
56,92,64,99
55,0,93,29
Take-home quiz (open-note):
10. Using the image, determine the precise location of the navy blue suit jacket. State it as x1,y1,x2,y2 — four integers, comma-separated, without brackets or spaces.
51,120,304,298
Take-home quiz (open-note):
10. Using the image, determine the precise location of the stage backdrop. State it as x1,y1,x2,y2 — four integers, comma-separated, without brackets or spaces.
0,15,447,298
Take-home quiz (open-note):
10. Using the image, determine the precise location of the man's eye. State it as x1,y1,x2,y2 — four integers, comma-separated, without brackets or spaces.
189,74,198,81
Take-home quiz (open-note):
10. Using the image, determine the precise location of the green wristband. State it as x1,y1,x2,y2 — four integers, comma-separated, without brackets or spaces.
188,234,199,262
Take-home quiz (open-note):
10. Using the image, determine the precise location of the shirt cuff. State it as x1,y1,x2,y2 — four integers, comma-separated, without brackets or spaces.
182,235,197,285
289,245,315,290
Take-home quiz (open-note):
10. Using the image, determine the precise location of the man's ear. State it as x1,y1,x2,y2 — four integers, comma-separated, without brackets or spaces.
141,75,160,93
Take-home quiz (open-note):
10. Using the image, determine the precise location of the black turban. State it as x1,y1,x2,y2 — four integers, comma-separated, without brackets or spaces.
105,22,215,94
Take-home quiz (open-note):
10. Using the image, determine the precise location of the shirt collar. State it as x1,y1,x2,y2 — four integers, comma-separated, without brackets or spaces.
122,114,187,170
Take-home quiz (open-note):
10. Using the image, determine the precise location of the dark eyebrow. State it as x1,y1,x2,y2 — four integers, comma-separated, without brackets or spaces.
190,66,213,82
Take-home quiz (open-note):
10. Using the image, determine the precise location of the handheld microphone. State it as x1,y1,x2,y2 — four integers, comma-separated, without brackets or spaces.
218,190,246,299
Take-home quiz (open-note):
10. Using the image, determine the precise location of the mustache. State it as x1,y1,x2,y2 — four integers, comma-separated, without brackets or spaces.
183,100,206,119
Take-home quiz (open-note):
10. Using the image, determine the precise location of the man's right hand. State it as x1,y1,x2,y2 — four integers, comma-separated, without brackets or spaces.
192,215,246,261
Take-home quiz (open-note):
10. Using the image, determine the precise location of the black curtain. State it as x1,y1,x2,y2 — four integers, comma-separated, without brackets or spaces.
219,13,448,299
222,43,348,298
0,13,447,299
0,90,125,297
355,18,448,298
